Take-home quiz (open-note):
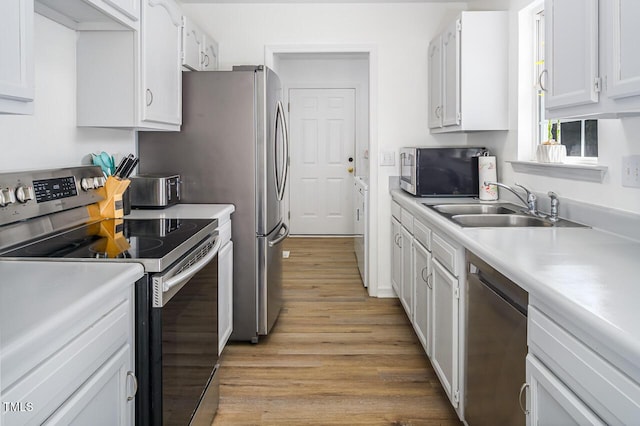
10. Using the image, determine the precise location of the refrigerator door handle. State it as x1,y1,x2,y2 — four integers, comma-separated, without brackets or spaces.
275,100,289,201
268,222,289,247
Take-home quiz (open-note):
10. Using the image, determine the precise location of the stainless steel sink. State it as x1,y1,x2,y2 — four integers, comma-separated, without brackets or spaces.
430,203,520,215
422,202,588,228
451,214,553,227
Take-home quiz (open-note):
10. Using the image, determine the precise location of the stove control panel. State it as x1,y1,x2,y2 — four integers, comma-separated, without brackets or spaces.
0,166,106,227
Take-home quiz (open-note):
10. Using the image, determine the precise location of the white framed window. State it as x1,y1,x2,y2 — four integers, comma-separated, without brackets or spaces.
531,7,599,164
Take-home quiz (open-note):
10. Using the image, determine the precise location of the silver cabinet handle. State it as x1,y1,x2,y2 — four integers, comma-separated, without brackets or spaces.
126,371,138,402
435,105,441,118
397,235,402,249
519,382,530,415
538,69,548,92
421,266,428,283
204,54,210,67
146,89,153,106
427,274,433,289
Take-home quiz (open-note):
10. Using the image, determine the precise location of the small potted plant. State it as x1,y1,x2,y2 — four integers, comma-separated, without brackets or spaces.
536,120,566,163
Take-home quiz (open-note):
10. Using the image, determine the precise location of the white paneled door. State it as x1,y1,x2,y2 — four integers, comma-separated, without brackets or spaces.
289,88,356,235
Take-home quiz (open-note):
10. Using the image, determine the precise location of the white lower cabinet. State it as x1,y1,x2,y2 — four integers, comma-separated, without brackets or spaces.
218,240,233,355
412,239,432,356
400,225,413,317
43,345,135,426
527,305,640,425
526,354,604,426
391,217,402,298
431,257,460,408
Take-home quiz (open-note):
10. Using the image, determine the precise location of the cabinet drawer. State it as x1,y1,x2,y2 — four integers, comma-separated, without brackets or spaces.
1,299,131,425
431,232,457,275
413,219,431,251
218,220,232,246
391,201,401,220
528,307,640,425
400,208,413,233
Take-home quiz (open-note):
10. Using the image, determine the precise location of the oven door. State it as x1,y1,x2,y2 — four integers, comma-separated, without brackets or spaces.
399,148,417,195
146,233,221,426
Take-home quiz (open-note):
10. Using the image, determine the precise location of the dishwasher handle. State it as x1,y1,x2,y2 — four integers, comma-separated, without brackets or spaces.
468,258,528,316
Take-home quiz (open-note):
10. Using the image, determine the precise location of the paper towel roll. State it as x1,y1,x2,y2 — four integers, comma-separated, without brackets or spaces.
478,156,498,201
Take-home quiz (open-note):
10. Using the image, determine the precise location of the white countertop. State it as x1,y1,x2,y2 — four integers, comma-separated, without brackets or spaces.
0,261,144,385
391,189,640,384
126,203,235,221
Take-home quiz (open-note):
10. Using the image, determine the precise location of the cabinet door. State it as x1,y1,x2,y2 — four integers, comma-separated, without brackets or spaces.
202,35,219,71
606,0,640,99
526,355,605,426
43,345,135,426
431,258,459,408
0,0,34,114
441,20,460,127
219,240,233,355
413,240,432,356
141,0,182,126
428,37,442,129
400,226,413,318
182,16,204,71
544,0,599,110
391,218,402,298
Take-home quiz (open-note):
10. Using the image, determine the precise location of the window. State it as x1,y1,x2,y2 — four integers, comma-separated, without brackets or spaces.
533,9,598,163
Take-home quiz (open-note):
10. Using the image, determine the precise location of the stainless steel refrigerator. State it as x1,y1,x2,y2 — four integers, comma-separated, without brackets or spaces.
138,66,289,342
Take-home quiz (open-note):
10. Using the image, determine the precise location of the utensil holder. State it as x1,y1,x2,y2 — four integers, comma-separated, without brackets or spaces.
88,176,131,219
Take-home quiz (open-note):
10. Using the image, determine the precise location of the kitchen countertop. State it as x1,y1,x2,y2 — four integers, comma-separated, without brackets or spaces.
126,203,235,221
391,188,640,385
0,261,144,386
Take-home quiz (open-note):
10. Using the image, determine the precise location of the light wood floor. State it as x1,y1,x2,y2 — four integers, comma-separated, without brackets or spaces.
212,237,461,425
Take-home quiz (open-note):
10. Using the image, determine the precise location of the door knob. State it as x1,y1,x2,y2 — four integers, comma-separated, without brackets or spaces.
348,157,353,162
347,167,354,173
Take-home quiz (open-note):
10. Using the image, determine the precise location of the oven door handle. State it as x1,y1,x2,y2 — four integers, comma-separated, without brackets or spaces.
162,237,221,293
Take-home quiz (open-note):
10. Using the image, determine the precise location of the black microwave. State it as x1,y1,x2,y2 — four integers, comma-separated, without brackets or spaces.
399,147,486,197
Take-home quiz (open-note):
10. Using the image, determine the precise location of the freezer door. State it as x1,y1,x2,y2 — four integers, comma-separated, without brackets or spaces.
257,221,288,335
257,67,288,236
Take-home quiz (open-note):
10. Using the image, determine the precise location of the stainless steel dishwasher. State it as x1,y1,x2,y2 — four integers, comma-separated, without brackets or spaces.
465,251,528,426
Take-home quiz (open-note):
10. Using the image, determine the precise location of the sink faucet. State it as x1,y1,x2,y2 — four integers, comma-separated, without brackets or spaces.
547,191,559,222
484,181,539,216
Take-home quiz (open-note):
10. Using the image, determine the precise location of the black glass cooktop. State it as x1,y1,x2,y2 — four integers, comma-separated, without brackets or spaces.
0,218,217,272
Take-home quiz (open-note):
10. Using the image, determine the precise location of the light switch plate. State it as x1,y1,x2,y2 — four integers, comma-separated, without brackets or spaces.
622,155,640,188
380,150,395,166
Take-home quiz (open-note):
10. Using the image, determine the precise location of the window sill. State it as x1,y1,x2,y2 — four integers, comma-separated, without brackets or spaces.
508,161,608,182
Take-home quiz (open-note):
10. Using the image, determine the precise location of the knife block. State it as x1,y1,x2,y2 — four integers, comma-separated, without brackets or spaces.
88,176,131,219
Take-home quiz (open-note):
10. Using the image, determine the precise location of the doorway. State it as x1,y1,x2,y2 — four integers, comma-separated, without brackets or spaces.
289,88,356,235
274,52,370,236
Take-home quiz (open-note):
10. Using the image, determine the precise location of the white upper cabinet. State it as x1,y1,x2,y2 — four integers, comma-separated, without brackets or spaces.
0,0,34,115
428,11,508,133
77,0,183,131
182,16,205,71
427,37,442,129
545,0,640,118
141,0,182,128
202,34,220,71
605,0,640,99
544,0,599,111
182,16,220,71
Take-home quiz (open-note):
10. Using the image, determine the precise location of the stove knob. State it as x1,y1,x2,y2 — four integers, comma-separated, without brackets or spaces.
93,176,107,188
15,185,35,203
0,187,16,207
81,177,94,191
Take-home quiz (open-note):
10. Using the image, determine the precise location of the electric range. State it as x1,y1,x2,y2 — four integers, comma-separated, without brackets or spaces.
0,166,221,425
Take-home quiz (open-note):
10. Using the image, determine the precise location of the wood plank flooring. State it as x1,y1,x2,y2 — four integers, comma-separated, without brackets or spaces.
212,237,461,425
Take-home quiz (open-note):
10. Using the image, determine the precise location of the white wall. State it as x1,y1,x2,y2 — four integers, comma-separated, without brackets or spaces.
469,0,640,214
0,15,135,172
181,2,468,296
